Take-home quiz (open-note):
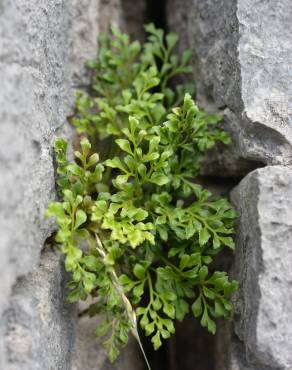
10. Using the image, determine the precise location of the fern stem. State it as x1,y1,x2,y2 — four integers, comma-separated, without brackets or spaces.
94,234,151,370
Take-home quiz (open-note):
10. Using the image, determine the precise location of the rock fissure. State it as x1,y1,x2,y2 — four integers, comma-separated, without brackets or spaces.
167,1,292,369
1,1,292,369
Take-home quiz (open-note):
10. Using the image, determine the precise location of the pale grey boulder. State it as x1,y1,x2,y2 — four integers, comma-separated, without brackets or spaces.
0,2,75,355
0,0,146,368
70,0,100,86
2,250,75,370
167,2,292,368
167,0,292,169
231,166,292,370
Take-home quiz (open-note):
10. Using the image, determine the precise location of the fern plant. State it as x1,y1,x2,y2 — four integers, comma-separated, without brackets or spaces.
46,24,238,364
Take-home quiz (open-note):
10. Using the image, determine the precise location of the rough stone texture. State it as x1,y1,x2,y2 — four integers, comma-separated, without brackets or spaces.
0,0,145,369
167,1,292,369
4,0,292,369
230,166,292,370
120,0,146,42
167,0,292,172
2,250,75,370
98,0,145,41
71,0,100,86
0,3,75,367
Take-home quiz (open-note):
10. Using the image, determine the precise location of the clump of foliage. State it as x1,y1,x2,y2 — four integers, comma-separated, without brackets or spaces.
46,24,238,364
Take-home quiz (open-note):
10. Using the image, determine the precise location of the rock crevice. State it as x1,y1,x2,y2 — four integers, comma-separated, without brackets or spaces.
0,1,145,369
167,1,292,369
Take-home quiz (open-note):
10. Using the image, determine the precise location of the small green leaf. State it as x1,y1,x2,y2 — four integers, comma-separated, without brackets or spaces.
67,163,83,176
88,153,99,166
67,288,81,303
179,255,190,270
202,286,215,300
82,255,100,271
199,266,208,282
133,264,146,280
166,32,178,50
119,274,134,286
133,208,148,221
163,302,175,319
137,163,147,178
213,236,221,249
83,271,96,293
149,173,169,186
151,331,162,350
133,283,144,300
108,345,119,363
80,137,91,154
104,157,126,171
115,174,129,187
115,139,132,154
192,296,202,317
175,299,189,321
129,116,138,133
95,320,110,337
153,298,162,310
145,322,155,336
201,308,216,334
186,221,195,239
214,300,227,318
75,209,87,229
199,227,211,246
220,236,235,250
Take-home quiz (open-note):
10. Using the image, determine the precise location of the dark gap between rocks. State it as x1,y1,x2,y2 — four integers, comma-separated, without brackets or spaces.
145,0,167,29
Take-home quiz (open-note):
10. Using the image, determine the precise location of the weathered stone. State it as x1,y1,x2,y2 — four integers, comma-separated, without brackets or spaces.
230,166,292,370
98,0,145,41
70,0,100,86
167,0,292,169
0,0,147,368
2,250,75,370
168,2,292,369
0,3,75,367
120,0,146,42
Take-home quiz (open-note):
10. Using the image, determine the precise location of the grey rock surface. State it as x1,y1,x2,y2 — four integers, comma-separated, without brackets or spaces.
0,6,75,367
0,0,143,369
167,0,292,169
70,0,100,86
167,2,292,369
119,0,146,42
231,166,292,370
4,0,292,368
2,250,75,370
98,0,145,41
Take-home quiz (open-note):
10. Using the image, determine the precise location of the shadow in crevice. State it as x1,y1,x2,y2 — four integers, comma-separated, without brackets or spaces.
140,314,217,370
145,0,167,29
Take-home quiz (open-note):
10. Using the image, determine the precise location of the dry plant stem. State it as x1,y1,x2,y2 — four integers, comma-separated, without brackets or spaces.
95,234,151,370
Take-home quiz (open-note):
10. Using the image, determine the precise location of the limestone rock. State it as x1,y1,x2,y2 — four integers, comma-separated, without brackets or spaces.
0,0,134,325
168,2,292,369
231,166,292,370
70,0,100,86
0,0,147,368
98,0,145,42
167,0,292,169
0,0,75,346
2,250,75,370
